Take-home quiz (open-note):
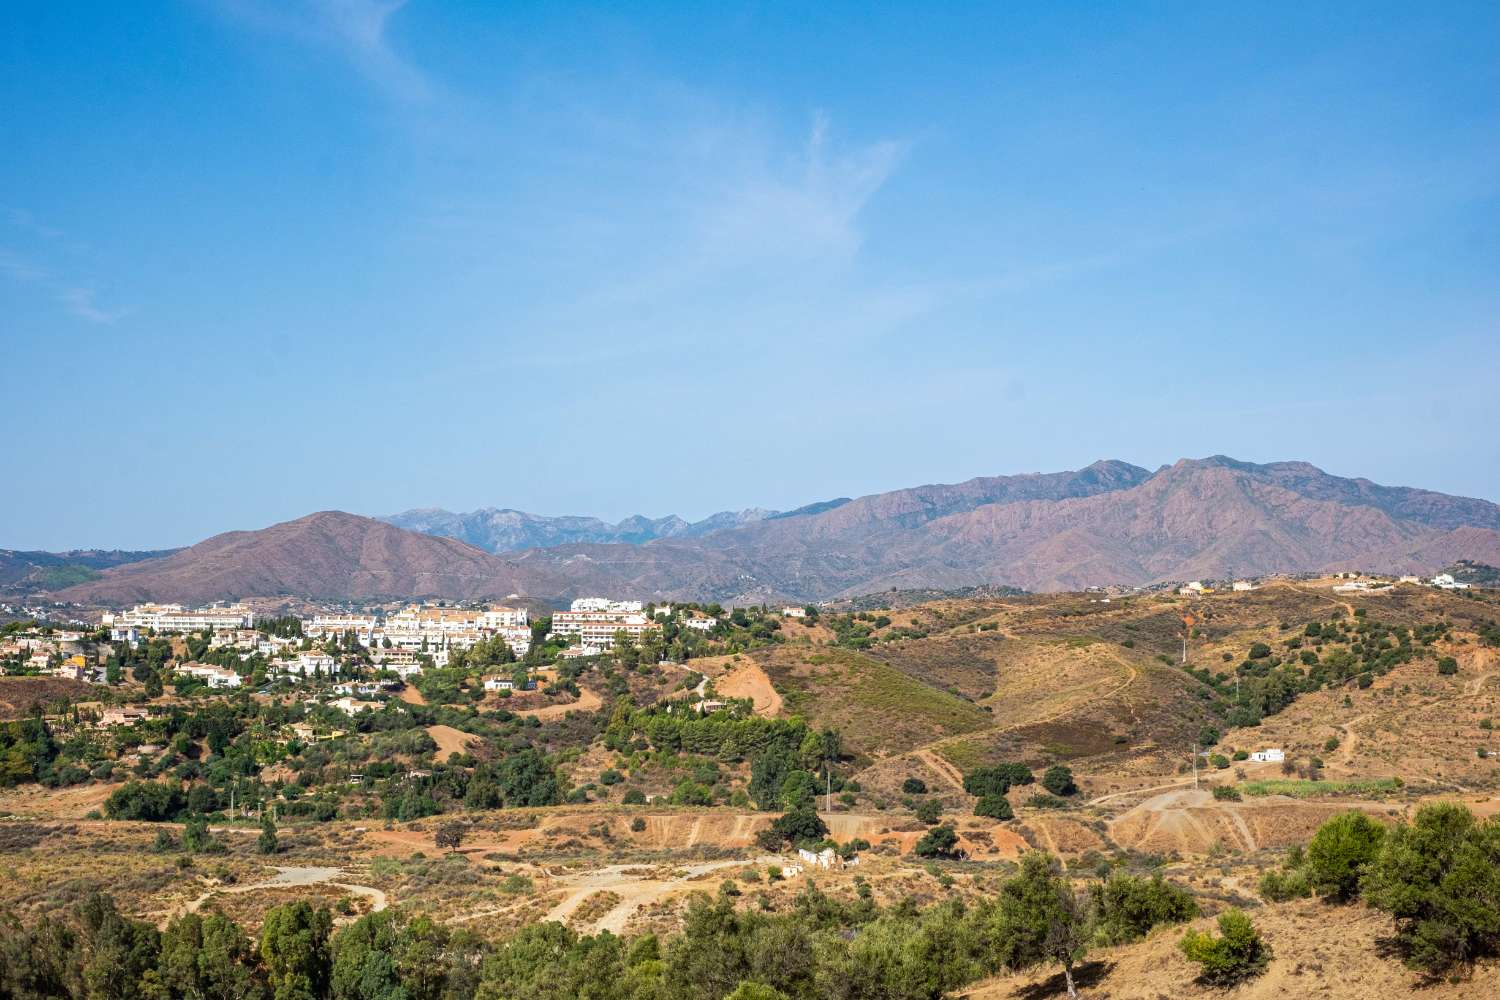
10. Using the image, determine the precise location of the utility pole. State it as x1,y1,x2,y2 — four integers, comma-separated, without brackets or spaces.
826,762,832,813
1192,741,1199,789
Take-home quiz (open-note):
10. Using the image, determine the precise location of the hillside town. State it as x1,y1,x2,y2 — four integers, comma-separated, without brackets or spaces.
0,595,758,713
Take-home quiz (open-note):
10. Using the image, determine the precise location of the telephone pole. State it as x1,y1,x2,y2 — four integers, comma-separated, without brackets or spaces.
1191,741,1199,789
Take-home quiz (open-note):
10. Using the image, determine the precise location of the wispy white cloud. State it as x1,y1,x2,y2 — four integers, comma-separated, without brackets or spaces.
0,214,129,325
215,0,429,103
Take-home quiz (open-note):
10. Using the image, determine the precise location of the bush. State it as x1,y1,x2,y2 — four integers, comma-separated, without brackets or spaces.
1305,811,1386,901
1179,909,1272,985
913,824,959,858
104,781,185,821
630,817,646,833
1437,657,1458,676
1091,873,1198,945
914,799,942,825
1041,765,1077,797
1212,785,1241,801
622,788,646,805
974,794,1013,820
963,763,1032,797
1258,868,1312,902
901,777,927,795
754,806,828,851
1362,802,1500,975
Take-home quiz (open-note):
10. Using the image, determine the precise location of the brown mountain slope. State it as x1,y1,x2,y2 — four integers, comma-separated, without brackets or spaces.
514,457,1500,599
55,511,565,605
52,459,1500,605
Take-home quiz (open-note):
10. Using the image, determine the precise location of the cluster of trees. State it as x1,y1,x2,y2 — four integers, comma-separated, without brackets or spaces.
602,698,845,813
1260,803,1500,977
0,854,1203,1000
0,715,58,788
1180,616,1449,730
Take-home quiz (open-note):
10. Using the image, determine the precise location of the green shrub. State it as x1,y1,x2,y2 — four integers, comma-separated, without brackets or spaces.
913,824,959,858
1041,765,1076,797
1362,802,1500,976
1258,868,1312,902
1091,873,1198,945
901,777,927,795
1179,910,1272,985
1305,811,1386,901
914,799,942,825
1211,785,1241,801
974,794,1013,820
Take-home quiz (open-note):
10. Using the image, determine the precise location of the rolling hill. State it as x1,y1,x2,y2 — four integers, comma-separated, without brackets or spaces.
51,457,1500,605
53,511,563,605
381,505,778,552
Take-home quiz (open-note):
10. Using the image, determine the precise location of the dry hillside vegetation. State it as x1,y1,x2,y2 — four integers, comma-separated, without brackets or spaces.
5,579,1500,999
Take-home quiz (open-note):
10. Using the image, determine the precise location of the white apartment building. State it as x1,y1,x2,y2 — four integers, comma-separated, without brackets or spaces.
105,603,256,632
551,612,658,650
380,604,531,655
683,617,717,632
570,597,643,613
306,614,381,643
282,651,337,677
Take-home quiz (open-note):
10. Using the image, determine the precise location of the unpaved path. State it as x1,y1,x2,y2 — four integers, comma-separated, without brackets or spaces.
714,662,782,717
1088,778,1196,807
168,866,386,928
914,748,968,793
541,856,779,933
912,652,1139,777
399,685,426,706
1338,713,1371,770
517,687,603,721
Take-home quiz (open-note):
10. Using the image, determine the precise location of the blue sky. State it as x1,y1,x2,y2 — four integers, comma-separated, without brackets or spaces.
3,1,1498,550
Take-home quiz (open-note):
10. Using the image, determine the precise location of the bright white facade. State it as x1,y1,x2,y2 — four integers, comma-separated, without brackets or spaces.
106,603,256,632
176,663,242,688
569,597,643,613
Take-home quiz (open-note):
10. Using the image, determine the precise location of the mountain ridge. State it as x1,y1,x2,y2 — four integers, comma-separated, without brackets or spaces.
52,458,1500,606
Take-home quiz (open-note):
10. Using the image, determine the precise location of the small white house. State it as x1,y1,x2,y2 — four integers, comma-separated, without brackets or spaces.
781,606,807,618
175,663,242,688
684,617,716,632
483,675,515,692
1249,748,1285,763
1232,581,1256,592
1431,574,1470,590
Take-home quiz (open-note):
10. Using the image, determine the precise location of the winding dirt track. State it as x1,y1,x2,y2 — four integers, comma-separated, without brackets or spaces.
914,749,968,792
166,866,387,928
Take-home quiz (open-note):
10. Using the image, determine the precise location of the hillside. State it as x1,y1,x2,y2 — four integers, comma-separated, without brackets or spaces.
0,547,177,594
48,457,1500,606
381,505,777,552
508,457,1500,601
53,511,563,605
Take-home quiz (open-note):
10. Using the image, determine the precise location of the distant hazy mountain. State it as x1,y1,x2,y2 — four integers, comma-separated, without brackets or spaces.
0,548,178,595
380,506,778,552
55,458,1500,606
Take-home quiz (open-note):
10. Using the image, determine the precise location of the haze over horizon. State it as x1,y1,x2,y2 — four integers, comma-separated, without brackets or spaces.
4,2,1499,550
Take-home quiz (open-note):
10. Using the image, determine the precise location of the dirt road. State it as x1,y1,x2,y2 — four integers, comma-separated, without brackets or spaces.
542,856,779,934
169,866,387,928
